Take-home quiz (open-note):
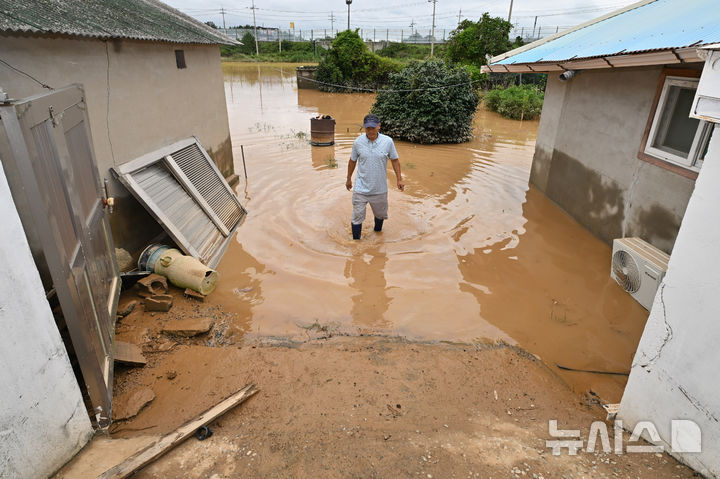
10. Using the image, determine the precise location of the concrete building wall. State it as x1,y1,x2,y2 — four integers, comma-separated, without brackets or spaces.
0,35,234,256
618,126,720,478
531,66,699,253
0,161,93,479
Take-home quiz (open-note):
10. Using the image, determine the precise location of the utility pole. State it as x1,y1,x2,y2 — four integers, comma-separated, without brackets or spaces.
346,0,352,31
508,0,514,23
532,15,538,39
220,7,227,35
250,0,259,55
429,0,437,57
409,18,416,36
278,27,281,52
329,11,335,35
457,9,462,26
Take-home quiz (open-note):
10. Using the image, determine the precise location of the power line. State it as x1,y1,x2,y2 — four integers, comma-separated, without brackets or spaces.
299,75,484,93
0,58,53,90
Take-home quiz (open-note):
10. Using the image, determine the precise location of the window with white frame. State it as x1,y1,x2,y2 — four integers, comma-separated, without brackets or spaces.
644,76,714,171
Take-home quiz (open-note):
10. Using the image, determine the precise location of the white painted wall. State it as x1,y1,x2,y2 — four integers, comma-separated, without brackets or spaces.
0,161,93,478
619,126,720,477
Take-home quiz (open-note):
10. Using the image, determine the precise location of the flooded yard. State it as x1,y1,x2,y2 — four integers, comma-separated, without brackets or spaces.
217,62,648,403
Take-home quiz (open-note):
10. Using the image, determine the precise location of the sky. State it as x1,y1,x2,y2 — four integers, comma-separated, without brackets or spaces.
165,0,636,36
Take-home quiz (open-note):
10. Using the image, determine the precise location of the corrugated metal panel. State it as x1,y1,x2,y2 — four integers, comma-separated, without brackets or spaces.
0,0,237,45
113,137,247,268
495,0,720,65
170,144,244,231
133,163,225,263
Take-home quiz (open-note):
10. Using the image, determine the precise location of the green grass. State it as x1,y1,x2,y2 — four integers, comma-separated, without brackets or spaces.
483,85,544,121
375,43,447,62
221,40,326,63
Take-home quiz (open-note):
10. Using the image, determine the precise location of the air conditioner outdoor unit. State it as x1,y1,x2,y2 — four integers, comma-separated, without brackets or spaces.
610,237,669,311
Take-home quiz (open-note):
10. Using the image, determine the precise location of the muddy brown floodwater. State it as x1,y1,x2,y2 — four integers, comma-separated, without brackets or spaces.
219,62,648,403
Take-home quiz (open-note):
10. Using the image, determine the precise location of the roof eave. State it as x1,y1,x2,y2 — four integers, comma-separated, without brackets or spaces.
0,28,239,45
482,47,703,73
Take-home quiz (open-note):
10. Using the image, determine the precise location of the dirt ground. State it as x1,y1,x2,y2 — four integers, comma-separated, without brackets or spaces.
56,291,696,479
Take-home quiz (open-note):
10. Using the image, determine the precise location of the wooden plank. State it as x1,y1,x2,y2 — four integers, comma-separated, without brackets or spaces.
113,341,146,366
98,383,258,479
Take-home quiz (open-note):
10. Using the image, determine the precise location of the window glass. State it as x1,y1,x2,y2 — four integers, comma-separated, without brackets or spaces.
651,85,700,158
175,50,186,69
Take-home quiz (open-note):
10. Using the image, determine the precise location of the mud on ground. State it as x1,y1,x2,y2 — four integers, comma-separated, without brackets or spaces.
56,291,696,479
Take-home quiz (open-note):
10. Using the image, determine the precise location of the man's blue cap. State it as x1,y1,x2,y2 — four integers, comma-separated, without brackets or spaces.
363,114,380,128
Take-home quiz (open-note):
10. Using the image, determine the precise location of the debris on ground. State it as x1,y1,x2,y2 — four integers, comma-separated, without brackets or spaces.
98,384,257,479
161,318,215,337
183,288,206,302
137,274,169,297
117,301,137,319
112,388,156,421
152,247,218,295
114,341,146,367
145,295,173,312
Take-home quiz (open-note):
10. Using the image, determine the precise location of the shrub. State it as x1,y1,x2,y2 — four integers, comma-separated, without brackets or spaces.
371,59,480,144
484,85,544,120
315,30,402,92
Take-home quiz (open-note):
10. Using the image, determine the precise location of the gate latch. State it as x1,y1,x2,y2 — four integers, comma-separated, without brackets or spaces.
103,179,115,214
48,105,63,127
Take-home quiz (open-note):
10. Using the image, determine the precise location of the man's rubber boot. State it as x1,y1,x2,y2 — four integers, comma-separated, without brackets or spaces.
351,223,362,240
374,217,384,232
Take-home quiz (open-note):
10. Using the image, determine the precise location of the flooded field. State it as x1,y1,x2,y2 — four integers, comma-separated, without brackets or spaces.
217,62,648,402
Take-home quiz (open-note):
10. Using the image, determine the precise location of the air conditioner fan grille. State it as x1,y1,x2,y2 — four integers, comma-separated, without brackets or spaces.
612,249,641,293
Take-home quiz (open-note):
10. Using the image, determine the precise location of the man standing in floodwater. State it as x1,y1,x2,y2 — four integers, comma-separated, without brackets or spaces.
345,113,404,240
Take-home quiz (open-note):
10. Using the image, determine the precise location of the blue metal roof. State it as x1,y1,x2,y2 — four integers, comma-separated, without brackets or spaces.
495,0,720,65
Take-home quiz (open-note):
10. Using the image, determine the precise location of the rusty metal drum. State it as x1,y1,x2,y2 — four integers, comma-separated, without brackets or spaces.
310,116,336,146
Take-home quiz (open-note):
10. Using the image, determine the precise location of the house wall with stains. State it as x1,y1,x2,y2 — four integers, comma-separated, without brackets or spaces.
531,65,700,253
0,35,235,258
0,161,93,479
618,127,720,478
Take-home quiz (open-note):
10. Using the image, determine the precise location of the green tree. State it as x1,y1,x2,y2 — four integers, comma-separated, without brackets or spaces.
239,32,256,55
445,14,513,68
371,60,479,144
315,30,402,92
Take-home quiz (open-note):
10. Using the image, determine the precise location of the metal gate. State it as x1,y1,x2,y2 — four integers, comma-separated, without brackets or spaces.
1,85,120,425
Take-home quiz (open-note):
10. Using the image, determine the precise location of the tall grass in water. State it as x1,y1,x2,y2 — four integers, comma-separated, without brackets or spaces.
484,85,544,121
